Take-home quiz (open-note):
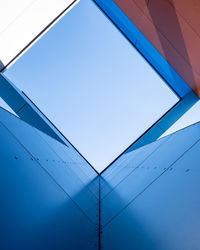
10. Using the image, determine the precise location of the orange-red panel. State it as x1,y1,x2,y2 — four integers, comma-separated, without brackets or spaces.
137,13,199,94
146,0,200,76
114,0,145,29
114,0,200,96
169,0,200,37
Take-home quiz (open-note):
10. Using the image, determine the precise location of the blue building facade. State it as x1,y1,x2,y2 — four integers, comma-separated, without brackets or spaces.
1,105,200,249
0,0,200,249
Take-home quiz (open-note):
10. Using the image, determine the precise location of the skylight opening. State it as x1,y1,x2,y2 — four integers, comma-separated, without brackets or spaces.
4,0,179,172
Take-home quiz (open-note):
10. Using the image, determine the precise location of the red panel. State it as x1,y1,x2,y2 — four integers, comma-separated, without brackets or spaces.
132,0,149,11
113,0,200,96
136,13,200,93
146,0,200,76
114,0,145,28
169,0,200,37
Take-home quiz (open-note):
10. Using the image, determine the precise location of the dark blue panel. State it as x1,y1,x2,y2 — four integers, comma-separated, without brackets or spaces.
0,108,98,249
0,74,26,111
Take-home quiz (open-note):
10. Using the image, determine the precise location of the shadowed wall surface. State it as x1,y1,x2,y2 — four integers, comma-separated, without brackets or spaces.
0,108,98,250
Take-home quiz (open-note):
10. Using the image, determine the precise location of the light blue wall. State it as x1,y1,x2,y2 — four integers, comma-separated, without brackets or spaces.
0,108,98,250
101,121,200,249
1,104,200,249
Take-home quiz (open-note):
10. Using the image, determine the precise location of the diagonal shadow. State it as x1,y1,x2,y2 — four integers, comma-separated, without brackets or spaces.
144,0,198,92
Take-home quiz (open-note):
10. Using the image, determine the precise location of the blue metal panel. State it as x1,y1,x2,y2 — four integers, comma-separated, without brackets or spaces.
101,91,198,172
128,92,198,152
101,121,200,249
0,108,98,249
1,91,200,249
0,73,26,111
37,129,99,197
157,91,199,131
125,124,165,153
0,73,65,144
93,0,191,98
101,137,169,199
0,108,99,221
0,73,98,176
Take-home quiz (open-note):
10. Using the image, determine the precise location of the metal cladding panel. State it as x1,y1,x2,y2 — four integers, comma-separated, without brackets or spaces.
0,108,99,221
0,74,97,174
0,108,98,249
100,138,168,199
168,0,200,37
0,74,26,111
114,0,200,96
101,122,200,249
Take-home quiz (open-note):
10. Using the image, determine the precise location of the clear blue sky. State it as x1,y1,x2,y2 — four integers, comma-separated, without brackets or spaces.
4,0,178,172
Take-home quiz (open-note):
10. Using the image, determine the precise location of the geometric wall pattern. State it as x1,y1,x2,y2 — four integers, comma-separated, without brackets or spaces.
1,107,200,249
0,1,200,249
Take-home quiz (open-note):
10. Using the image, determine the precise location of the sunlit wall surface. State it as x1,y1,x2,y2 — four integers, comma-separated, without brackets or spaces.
5,0,179,172
100,120,200,250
